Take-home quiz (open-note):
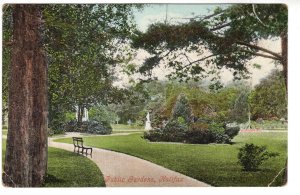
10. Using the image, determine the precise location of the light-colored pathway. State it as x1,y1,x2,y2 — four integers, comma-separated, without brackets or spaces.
49,133,210,187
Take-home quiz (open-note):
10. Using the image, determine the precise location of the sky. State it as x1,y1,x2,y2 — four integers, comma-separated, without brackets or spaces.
114,4,281,88
134,4,223,32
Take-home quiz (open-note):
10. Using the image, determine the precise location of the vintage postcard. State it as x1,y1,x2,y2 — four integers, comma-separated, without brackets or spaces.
1,1,290,191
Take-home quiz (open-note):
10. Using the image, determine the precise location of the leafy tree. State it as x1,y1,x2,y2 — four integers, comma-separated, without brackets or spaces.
2,4,142,186
89,104,118,124
132,4,287,89
42,4,139,126
163,82,239,123
171,93,192,124
230,89,250,123
2,6,13,124
249,70,287,120
107,85,149,124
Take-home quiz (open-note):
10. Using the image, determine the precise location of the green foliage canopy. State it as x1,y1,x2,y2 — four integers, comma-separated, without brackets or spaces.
132,4,287,85
249,70,287,120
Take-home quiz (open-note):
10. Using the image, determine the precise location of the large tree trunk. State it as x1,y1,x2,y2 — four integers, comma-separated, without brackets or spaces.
281,30,288,93
281,32,288,185
77,104,84,125
3,5,48,187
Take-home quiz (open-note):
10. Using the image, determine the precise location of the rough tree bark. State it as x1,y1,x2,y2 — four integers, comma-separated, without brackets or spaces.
77,104,84,124
3,5,48,187
281,30,288,93
280,30,288,187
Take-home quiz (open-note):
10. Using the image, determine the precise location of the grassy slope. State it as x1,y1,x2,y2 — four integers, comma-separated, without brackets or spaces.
55,132,287,187
2,138,105,187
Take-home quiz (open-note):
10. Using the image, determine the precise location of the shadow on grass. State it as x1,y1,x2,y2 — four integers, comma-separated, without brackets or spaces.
43,174,66,186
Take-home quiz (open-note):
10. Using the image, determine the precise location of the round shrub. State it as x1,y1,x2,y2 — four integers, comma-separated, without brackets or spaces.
225,125,240,139
214,133,231,144
85,120,112,135
143,129,163,142
162,120,187,142
208,122,226,142
238,143,279,171
185,123,211,144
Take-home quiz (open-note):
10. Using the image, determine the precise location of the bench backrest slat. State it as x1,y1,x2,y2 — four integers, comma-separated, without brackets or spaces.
72,137,83,147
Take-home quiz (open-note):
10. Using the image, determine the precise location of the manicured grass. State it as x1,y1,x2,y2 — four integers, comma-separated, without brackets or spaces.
55,132,287,187
112,124,145,132
2,139,105,187
44,147,105,187
250,120,287,130
112,131,144,134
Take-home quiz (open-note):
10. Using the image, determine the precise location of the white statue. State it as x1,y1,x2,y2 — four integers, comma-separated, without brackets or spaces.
145,112,152,130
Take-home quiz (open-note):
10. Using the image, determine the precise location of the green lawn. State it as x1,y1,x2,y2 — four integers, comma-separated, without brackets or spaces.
44,147,105,187
112,124,145,132
2,138,105,187
250,120,287,130
55,132,287,187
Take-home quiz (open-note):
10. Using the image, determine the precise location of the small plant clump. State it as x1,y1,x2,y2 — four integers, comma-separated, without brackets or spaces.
238,143,279,171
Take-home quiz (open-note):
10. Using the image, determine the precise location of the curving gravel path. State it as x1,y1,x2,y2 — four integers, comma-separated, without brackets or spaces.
49,133,210,187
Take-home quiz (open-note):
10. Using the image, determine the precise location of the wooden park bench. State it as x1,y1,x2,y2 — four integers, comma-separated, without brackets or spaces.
72,137,93,157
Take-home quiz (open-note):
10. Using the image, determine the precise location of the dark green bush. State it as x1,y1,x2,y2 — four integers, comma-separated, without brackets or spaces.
185,123,211,144
49,118,65,134
86,120,112,134
143,121,239,144
225,126,240,139
208,122,228,143
143,129,163,142
214,133,231,144
238,143,279,171
64,120,78,132
161,120,187,142
63,120,112,135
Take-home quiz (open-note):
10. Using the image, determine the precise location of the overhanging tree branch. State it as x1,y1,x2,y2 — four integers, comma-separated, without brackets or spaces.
210,22,231,31
240,49,281,61
173,9,225,22
236,41,282,60
186,54,217,67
